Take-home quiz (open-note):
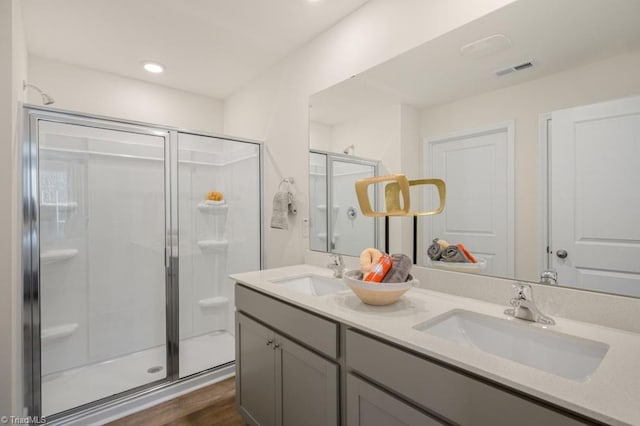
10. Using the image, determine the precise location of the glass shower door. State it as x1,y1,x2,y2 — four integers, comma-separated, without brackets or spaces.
330,158,377,256
37,120,169,416
177,133,261,378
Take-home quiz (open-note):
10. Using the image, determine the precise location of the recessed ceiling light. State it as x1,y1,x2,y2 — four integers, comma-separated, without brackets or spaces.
142,61,165,74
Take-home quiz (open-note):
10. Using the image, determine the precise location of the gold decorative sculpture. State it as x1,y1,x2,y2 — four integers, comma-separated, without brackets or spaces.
355,174,446,217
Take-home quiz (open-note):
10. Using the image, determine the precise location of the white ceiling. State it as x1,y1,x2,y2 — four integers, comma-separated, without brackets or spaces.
310,0,640,125
21,0,370,99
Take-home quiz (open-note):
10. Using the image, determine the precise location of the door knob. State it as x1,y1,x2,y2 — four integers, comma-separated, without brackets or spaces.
273,343,281,349
556,249,568,259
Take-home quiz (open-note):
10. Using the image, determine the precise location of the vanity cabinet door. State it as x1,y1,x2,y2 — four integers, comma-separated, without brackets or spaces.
347,374,445,426
236,312,277,426
277,334,339,426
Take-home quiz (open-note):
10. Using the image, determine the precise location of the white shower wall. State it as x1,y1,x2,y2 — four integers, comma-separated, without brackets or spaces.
309,152,327,252
178,133,260,376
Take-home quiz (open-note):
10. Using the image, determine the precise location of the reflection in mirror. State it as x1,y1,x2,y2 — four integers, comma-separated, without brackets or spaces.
308,0,640,298
309,150,378,256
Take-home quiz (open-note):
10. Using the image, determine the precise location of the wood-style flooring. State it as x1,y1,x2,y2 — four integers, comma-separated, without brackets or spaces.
107,377,245,426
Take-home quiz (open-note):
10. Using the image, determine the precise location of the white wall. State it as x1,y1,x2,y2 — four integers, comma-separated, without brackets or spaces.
1,0,28,417
330,105,400,165
225,0,516,267
28,55,225,134
309,121,333,152
419,50,640,281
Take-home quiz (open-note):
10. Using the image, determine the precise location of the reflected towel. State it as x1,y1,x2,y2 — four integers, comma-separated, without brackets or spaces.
441,245,467,263
382,254,412,283
427,240,444,261
288,191,298,215
270,191,289,230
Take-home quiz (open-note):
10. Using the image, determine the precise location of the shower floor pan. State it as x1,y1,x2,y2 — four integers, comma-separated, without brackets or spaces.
41,331,235,416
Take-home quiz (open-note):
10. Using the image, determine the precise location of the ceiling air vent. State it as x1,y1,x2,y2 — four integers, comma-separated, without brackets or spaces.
495,61,533,76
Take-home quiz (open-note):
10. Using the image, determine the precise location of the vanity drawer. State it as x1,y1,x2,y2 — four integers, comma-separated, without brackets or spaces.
235,284,339,358
346,329,592,426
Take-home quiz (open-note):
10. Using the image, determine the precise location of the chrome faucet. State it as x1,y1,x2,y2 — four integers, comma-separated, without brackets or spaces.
327,254,346,278
505,283,555,325
540,270,558,285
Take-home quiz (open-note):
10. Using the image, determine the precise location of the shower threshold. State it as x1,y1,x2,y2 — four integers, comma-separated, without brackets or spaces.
42,331,235,416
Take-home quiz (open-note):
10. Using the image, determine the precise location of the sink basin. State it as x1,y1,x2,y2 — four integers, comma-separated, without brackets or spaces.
271,274,346,296
414,310,609,382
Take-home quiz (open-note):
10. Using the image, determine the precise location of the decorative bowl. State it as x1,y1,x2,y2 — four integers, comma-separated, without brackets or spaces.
342,270,417,306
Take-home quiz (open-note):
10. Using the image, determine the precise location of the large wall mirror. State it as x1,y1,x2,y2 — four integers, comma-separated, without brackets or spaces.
309,0,640,298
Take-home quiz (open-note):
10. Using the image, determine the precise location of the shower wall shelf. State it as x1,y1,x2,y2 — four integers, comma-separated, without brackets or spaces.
197,202,228,213
40,202,78,213
41,323,79,345
197,240,229,253
41,249,79,264
198,296,229,309
318,233,340,242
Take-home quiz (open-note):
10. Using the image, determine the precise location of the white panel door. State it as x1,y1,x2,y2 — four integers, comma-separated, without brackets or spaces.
425,122,514,277
550,96,640,296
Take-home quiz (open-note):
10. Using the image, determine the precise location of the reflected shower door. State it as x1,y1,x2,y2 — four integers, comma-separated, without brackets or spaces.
309,152,328,252
330,158,376,256
37,120,169,416
177,133,261,378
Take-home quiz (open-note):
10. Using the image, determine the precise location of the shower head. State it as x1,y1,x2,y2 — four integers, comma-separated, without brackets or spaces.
41,93,55,105
343,144,355,155
23,81,55,105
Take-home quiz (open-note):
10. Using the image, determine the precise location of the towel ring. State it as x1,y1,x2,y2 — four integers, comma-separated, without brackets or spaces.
279,177,295,192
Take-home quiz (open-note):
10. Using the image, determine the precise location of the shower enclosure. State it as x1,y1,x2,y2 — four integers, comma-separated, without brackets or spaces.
22,107,262,420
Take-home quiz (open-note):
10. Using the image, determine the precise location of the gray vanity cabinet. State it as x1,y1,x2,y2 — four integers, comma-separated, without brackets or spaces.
278,333,339,426
236,312,277,426
347,374,445,426
346,329,592,426
235,285,340,426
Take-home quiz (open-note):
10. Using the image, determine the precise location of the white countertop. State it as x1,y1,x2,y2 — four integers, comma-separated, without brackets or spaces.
231,264,640,426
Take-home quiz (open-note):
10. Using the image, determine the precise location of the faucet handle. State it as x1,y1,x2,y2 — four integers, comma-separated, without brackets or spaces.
329,254,344,265
512,283,533,300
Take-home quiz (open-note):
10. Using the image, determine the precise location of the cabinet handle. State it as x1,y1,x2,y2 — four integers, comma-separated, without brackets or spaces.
266,339,273,346
273,343,281,349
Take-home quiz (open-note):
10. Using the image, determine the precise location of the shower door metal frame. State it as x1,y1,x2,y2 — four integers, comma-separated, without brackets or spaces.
22,105,264,421
22,107,177,419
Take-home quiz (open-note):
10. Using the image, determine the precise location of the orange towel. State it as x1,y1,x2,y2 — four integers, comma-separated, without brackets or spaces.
457,243,477,263
364,254,393,283
206,191,224,201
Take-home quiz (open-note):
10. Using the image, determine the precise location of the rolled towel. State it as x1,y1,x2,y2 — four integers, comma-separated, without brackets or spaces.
437,239,450,249
427,240,444,261
360,248,383,273
441,245,467,263
270,191,289,230
382,254,412,283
